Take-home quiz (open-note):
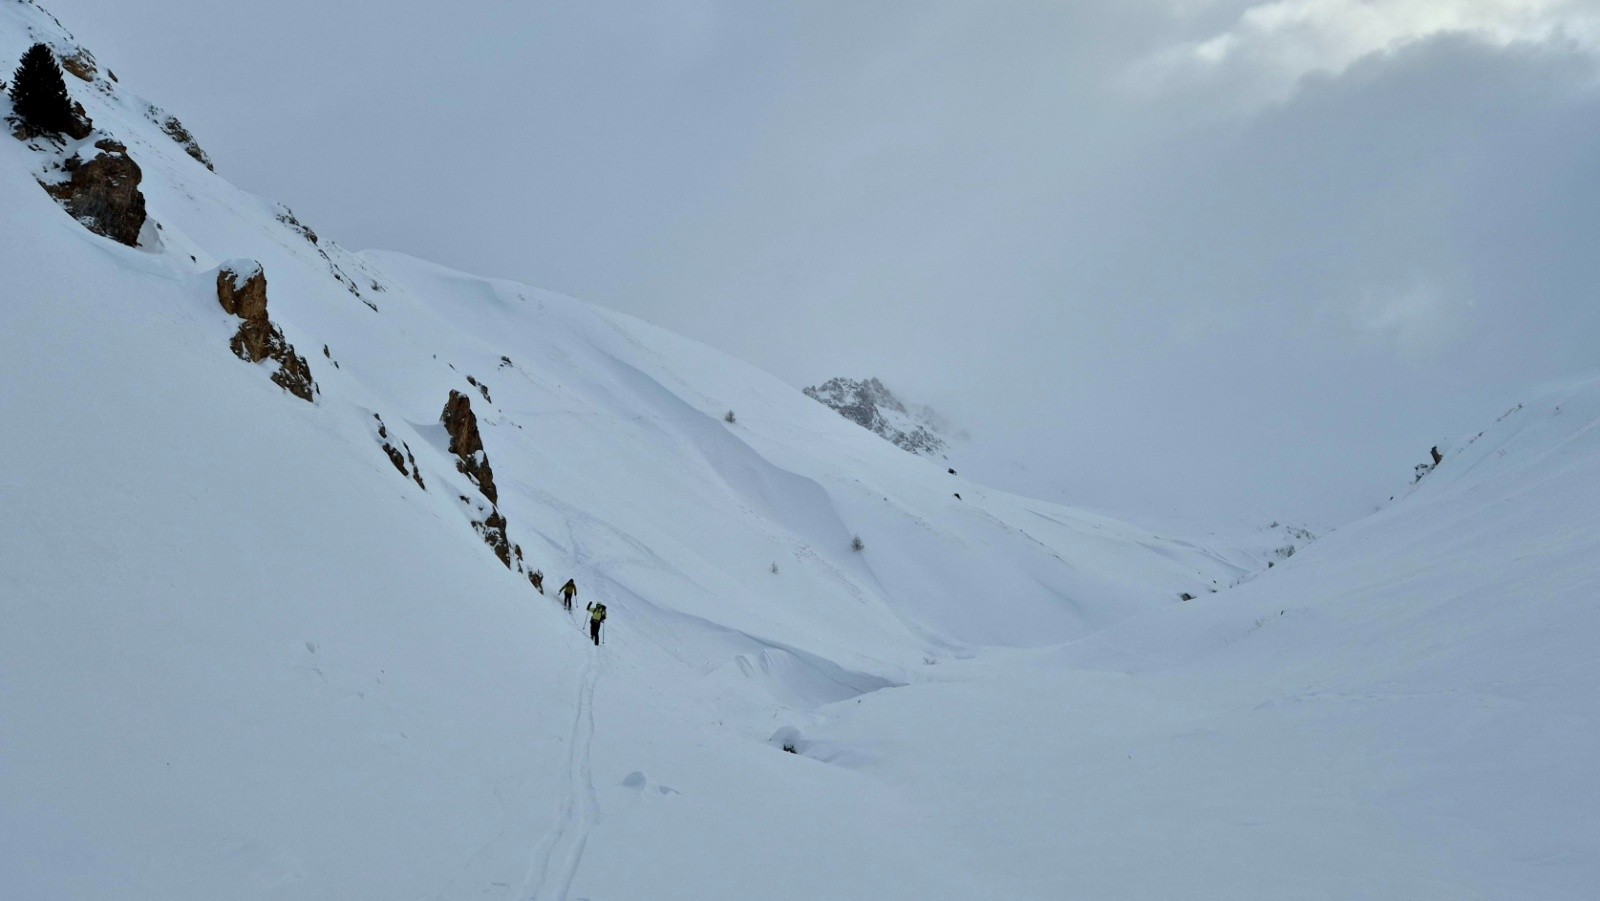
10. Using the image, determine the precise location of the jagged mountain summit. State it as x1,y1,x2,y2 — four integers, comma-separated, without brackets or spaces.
804,376,949,457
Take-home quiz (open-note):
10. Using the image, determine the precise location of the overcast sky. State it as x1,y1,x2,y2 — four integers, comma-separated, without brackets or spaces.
50,0,1600,526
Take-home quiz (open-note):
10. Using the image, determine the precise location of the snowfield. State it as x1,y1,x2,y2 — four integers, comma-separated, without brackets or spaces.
2,2,1597,898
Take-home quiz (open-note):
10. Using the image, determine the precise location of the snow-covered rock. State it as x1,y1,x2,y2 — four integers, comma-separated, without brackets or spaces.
41,138,144,245
803,376,949,457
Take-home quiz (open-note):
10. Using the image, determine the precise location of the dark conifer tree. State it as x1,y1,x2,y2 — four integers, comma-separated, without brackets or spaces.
10,43,77,136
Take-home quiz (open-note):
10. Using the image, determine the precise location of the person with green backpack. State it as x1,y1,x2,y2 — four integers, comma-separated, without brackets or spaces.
585,601,607,646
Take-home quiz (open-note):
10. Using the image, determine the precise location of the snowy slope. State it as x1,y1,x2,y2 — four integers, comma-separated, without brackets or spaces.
806,381,1600,898
7,2,1596,897
0,3,1260,899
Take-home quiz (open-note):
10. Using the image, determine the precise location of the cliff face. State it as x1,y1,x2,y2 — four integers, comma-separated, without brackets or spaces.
803,376,948,458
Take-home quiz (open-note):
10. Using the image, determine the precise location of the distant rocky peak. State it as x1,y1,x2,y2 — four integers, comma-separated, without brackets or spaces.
804,377,948,457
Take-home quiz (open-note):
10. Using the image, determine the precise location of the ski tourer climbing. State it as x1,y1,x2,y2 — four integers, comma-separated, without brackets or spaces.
586,601,606,646
560,578,577,611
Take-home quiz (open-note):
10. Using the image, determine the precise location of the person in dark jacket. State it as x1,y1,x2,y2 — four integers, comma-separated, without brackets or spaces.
586,602,606,646
560,578,577,611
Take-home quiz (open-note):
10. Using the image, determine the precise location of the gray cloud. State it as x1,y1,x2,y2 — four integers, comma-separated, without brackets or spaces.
1137,0,1600,106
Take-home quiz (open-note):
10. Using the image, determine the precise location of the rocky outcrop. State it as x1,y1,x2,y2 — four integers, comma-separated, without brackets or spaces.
216,258,269,318
215,261,317,402
1413,446,1445,483
58,47,97,82
134,101,216,171
383,441,408,475
374,414,426,490
1260,521,1317,563
441,390,498,504
157,114,214,171
231,319,316,400
804,377,949,457
440,390,534,575
474,507,512,568
274,204,374,309
43,140,145,245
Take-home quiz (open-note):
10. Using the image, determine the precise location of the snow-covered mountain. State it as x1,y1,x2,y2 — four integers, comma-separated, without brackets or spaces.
4,2,1597,898
0,4,1248,897
803,376,950,458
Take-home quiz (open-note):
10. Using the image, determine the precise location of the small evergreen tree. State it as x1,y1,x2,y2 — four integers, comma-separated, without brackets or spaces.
10,44,77,136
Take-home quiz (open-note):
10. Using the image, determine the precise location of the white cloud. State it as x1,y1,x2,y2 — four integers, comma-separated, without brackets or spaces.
1139,0,1600,103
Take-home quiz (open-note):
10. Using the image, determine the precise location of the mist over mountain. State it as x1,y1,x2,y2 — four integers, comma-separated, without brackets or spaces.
803,376,950,458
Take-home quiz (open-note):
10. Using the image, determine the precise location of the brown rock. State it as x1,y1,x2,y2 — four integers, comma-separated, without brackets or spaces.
442,390,483,458
374,415,426,485
67,102,92,140
216,262,269,320
441,393,527,575
158,114,214,172
45,148,145,246
474,509,512,568
225,317,316,402
441,389,498,504
228,317,275,363
217,260,316,403
59,48,96,81
406,445,426,490
271,344,317,402
383,443,408,476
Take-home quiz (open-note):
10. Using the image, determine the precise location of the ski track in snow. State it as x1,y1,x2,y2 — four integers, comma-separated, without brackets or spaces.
518,651,600,901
